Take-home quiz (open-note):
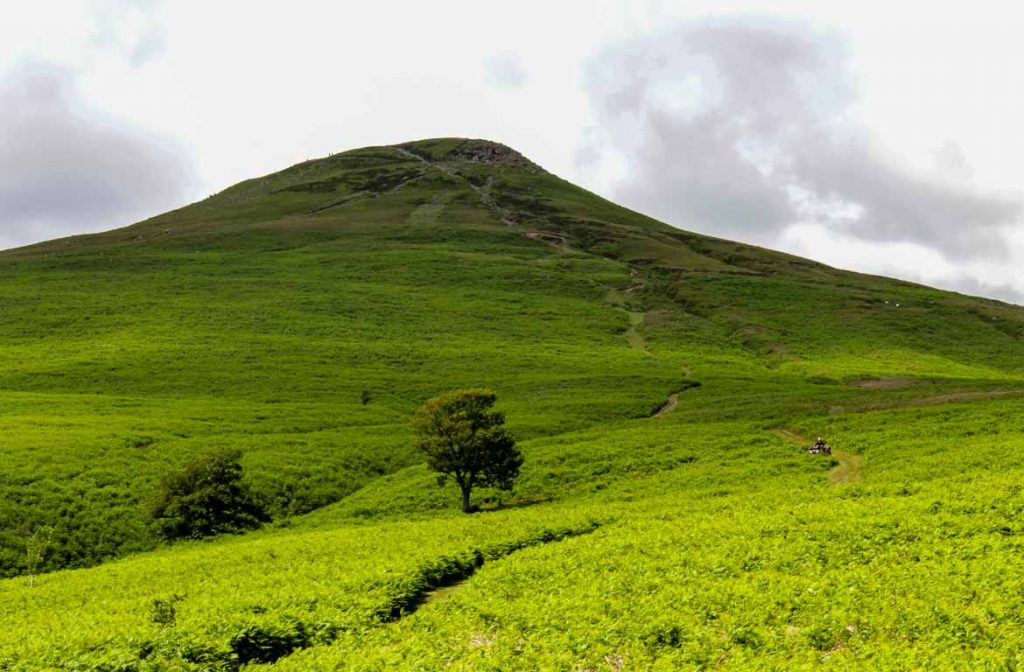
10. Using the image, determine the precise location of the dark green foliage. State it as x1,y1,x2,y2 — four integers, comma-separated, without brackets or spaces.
411,389,523,512
377,522,598,622
148,449,269,540
230,620,310,665
150,598,177,627
376,552,483,621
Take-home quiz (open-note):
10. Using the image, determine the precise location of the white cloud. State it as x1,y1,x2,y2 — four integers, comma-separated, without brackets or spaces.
484,54,528,89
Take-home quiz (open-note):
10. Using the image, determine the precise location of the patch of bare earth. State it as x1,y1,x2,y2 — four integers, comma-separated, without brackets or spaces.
829,451,863,484
651,394,679,418
525,231,566,247
918,390,1021,404
859,389,1024,412
850,377,916,389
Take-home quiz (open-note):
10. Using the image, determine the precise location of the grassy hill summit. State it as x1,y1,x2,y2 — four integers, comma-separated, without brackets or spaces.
2,138,1024,670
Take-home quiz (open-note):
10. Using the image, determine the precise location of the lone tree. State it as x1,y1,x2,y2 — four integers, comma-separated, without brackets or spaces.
148,449,269,540
412,389,522,513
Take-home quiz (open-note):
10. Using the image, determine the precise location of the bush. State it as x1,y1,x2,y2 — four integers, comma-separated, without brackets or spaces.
230,620,310,665
148,449,269,541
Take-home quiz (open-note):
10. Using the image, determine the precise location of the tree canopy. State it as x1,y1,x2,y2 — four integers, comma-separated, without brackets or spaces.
411,389,522,513
148,449,269,540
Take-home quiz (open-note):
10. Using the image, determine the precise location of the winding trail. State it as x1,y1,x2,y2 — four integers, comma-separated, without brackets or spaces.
624,311,648,351
773,429,862,484
394,147,518,226
828,451,863,484
392,523,602,620
772,388,1024,484
897,389,1022,407
652,394,679,418
650,369,698,418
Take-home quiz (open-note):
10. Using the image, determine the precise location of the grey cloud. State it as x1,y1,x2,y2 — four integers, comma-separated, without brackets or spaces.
940,275,1024,306
932,140,974,182
613,109,793,243
790,132,1019,259
582,18,1022,260
0,63,193,249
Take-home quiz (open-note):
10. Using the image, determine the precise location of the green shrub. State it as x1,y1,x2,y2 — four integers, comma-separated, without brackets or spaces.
148,449,269,541
230,620,310,665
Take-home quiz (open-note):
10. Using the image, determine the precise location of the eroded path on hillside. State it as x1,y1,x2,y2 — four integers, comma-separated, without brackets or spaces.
772,387,1024,484
652,394,679,418
650,368,701,418
828,451,864,484
394,146,519,226
773,429,863,484
382,522,601,621
847,389,1024,414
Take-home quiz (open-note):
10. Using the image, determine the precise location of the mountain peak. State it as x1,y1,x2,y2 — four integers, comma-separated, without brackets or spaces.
395,137,542,172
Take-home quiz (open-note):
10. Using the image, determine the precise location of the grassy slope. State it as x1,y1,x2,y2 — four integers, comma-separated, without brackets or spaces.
2,138,1024,669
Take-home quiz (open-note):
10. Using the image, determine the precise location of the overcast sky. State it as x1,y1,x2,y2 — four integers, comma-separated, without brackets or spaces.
2,1,1023,304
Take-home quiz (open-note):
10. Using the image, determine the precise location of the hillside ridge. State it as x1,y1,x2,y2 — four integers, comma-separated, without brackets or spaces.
2,137,1024,670
2,137,1016,308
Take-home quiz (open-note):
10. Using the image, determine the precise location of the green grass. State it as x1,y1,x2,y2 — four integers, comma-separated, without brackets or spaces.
1,138,1023,669
5,399,1024,670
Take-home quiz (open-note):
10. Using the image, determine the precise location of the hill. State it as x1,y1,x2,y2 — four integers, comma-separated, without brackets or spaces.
2,138,1023,670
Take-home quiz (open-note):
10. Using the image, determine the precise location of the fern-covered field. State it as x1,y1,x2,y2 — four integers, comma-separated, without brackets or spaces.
2,139,1023,669
4,398,1024,670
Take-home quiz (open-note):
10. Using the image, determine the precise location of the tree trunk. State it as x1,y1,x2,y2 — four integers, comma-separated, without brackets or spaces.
460,484,473,513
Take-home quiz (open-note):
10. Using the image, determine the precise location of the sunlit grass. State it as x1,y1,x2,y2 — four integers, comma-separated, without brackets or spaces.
2,138,1023,669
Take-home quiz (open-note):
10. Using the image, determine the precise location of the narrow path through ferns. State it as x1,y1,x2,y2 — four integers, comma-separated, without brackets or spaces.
169,521,604,669
378,521,601,622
